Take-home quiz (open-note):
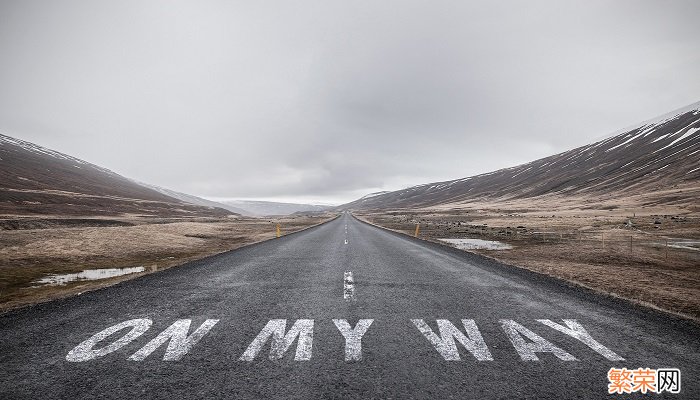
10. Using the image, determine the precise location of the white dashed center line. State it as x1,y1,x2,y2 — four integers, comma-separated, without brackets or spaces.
343,271,354,301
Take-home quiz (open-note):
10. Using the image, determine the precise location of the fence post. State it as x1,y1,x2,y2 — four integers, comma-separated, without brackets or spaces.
665,239,668,260
414,223,420,237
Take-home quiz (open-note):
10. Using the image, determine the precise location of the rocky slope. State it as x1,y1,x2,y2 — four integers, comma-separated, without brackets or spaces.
342,102,700,210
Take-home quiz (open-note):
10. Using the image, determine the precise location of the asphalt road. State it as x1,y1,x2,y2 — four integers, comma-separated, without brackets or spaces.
1,213,697,399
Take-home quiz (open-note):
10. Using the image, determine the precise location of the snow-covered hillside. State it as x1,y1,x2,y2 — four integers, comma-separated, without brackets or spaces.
343,101,700,210
136,182,248,215
221,200,332,216
0,133,234,217
0,134,118,176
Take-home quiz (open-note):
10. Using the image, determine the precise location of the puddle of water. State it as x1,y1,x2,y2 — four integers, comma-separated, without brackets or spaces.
34,267,146,286
439,238,513,250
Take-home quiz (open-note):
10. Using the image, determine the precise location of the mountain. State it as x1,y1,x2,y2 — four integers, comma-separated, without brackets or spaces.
343,191,393,209
136,183,250,215
341,101,700,211
0,134,235,217
360,191,392,200
221,200,332,216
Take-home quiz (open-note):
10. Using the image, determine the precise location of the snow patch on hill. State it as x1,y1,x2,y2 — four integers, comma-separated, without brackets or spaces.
0,133,119,177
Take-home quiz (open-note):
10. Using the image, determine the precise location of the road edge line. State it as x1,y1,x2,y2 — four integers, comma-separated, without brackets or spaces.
0,214,343,316
353,214,700,326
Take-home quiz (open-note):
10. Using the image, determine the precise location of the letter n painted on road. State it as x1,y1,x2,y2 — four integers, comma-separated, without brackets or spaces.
66,319,152,362
128,319,219,361
500,319,577,361
412,319,493,361
239,319,314,361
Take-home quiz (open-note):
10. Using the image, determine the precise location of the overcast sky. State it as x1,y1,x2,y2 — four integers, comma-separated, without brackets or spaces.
1,0,699,204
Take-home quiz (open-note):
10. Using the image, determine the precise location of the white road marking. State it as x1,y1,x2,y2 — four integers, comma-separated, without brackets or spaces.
343,271,355,301
537,319,624,361
333,319,373,361
500,319,577,361
238,319,314,361
66,319,152,362
64,318,622,363
412,319,493,361
129,319,219,361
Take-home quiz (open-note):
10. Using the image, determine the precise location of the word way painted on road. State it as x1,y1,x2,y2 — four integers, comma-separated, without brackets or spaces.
65,318,623,362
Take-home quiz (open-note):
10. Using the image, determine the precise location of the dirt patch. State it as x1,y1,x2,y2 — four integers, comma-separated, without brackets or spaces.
0,213,336,312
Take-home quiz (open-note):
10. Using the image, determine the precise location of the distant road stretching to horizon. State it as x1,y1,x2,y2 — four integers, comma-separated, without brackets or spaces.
1,213,697,399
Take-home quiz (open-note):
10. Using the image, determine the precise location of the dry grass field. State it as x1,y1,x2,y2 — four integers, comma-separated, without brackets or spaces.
0,213,336,311
358,203,700,320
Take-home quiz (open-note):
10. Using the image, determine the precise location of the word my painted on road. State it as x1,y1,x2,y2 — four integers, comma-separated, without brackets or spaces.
65,319,625,363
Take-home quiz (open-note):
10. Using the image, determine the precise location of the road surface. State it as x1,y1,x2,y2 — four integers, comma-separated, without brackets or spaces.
1,213,697,399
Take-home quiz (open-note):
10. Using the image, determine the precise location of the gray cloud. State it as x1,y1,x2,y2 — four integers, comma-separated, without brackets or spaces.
1,0,698,204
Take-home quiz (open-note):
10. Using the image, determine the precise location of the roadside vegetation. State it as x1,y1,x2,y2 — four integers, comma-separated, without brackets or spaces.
0,213,336,312
358,207,700,320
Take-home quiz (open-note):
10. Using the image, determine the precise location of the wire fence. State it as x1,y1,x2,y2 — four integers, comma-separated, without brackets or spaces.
472,228,700,261
370,218,700,263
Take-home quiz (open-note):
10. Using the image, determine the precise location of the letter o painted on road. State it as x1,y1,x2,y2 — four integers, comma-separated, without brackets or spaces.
66,319,152,362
